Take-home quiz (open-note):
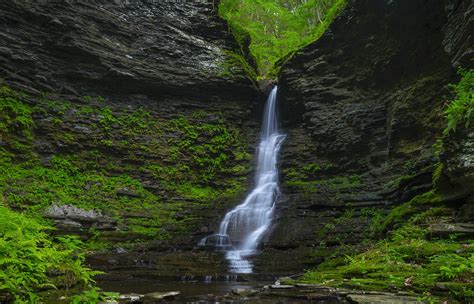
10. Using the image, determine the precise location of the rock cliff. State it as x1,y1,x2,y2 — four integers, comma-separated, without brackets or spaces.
0,0,260,269
0,0,256,100
259,0,473,273
0,0,472,281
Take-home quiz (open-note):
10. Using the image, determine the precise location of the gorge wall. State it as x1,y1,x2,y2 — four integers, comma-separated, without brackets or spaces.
0,0,261,267
257,0,473,273
0,0,472,281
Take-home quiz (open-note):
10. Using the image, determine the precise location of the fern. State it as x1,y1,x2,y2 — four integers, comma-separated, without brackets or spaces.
0,205,101,302
444,68,474,134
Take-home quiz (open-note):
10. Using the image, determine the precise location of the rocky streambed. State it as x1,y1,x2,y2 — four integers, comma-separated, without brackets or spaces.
84,249,430,304
95,279,427,303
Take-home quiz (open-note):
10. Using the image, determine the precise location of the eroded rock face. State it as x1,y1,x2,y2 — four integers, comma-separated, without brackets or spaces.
258,0,474,273
0,1,260,257
440,125,474,220
1,0,472,280
442,127,474,192
0,1,256,101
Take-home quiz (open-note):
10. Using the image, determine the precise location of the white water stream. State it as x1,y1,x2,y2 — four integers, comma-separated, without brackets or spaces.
199,86,285,273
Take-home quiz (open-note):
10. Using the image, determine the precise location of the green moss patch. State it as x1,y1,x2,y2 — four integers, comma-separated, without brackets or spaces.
0,86,253,249
300,191,473,302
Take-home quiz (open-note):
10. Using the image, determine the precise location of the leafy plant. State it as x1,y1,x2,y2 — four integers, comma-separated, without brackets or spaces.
433,253,473,279
70,287,119,304
444,68,474,134
0,205,100,302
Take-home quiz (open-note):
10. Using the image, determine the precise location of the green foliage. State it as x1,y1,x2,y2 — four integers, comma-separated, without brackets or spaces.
165,115,249,184
219,0,347,77
0,153,188,242
370,191,441,234
432,163,443,187
0,87,34,155
302,223,473,301
435,254,473,280
70,287,119,304
302,188,473,302
283,162,334,184
0,87,33,134
444,68,474,134
0,205,100,302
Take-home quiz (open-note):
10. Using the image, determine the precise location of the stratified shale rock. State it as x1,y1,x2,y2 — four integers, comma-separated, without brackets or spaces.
258,0,474,273
0,0,472,280
0,0,256,101
0,0,260,274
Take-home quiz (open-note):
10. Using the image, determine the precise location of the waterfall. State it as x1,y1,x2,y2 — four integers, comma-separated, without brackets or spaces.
199,86,285,273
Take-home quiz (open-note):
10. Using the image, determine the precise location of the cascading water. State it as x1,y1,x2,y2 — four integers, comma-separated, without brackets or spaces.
199,86,285,273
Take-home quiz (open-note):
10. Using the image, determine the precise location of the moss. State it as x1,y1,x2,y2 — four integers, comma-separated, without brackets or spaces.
175,183,219,201
384,173,416,190
301,186,472,302
286,174,362,197
0,86,253,250
219,50,258,84
284,162,334,181
370,191,441,234
432,163,443,188
0,86,34,156
301,224,473,302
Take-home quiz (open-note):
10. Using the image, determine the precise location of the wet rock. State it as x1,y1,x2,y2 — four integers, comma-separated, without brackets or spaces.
118,293,144,302
115,247,127,254
116,187,141,198
0,293,13,303
107,259,119,266
143,291,180,301
347,294,422,304
258,79,277,95
269,284,294,289
305,293,344,303
440,126,474,207
57,220,82,230
428,223,474,238
231,288,259,297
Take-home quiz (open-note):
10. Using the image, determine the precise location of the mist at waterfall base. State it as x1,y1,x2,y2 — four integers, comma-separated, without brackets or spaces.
199,86,285,273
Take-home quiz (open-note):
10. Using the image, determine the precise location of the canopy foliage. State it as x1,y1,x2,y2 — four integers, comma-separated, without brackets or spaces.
219,0,347,78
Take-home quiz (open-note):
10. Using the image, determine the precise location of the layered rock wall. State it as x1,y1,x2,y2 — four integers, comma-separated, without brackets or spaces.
258,0,473,274
0,0,260,254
